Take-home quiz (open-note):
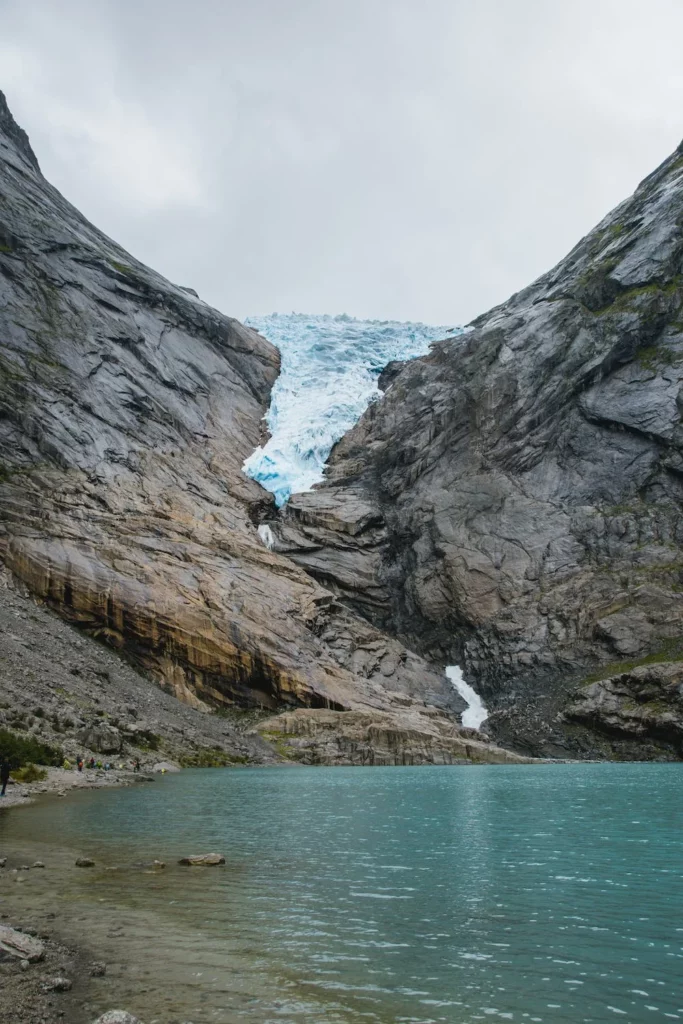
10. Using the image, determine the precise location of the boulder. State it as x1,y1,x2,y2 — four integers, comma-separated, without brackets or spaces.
0,925,44,962
44,976,72,992
77,722,122,754
178,853,225,866
75,857,96,868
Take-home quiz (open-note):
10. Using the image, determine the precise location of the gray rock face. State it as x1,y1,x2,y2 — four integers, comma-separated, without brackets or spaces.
77,722,122,754
0,91,500,763
566,661,683,748
274,143,683,756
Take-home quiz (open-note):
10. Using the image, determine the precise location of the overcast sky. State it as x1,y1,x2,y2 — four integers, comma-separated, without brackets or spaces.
2,0,683,326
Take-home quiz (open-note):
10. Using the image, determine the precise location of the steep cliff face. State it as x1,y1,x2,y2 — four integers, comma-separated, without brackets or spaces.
0,90,470,742
275,142,683,757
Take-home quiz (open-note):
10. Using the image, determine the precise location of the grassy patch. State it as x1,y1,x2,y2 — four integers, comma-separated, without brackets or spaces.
110,260,133,276
133,730,161,752
259,729,298,759
581,638,683,685
179,747,249,768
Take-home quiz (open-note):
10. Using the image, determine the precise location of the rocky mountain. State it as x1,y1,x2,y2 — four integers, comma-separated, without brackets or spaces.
3,88,681,763
1,89,534,767
274,141,683,758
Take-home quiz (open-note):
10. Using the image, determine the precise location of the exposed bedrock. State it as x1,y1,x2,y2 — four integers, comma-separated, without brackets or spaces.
274,142,683,756
0,90,479,759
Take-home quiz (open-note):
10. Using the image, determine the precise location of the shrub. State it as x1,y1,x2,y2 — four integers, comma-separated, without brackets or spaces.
134,730,161,752
179,747,247,768
13,763,48,783
0,728,63,768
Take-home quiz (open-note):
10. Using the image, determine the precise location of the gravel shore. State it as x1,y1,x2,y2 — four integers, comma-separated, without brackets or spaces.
0,765,153,809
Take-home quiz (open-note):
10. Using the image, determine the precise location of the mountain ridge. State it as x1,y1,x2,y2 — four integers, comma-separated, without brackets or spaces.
273,135,683,758
1,89,532,768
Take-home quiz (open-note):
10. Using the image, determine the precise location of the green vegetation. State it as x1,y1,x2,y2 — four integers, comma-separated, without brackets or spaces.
593,276,682,316
110,260,133,276
13,763,48,783
581,638,683,686
0,728,63,767
133,729,161,752
179,747,249,768
637,344,679,372
259,729,298,760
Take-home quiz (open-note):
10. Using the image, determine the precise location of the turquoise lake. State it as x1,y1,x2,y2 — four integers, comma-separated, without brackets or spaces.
3,763,683,1023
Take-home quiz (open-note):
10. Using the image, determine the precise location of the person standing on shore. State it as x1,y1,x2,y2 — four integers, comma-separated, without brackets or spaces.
0,756,10,797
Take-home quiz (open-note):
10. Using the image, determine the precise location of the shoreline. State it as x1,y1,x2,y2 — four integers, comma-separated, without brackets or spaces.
0,765,156,810
0,771,160,1024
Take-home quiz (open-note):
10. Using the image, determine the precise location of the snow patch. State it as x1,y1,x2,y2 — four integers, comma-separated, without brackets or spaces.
446,665,489,730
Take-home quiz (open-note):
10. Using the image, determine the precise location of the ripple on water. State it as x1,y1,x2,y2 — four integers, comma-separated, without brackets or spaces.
2,762,682,1023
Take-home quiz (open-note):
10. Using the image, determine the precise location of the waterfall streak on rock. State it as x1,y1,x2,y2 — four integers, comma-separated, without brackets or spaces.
257,525,275,550
446,666,489,730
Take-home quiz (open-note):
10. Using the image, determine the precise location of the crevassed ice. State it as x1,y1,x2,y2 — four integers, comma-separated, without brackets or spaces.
243,313,462,506
446,665,489,730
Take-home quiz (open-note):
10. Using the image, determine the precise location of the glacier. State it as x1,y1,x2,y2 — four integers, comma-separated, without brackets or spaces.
243,313,462,506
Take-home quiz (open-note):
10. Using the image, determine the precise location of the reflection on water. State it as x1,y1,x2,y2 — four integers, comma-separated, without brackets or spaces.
3,764,683,1023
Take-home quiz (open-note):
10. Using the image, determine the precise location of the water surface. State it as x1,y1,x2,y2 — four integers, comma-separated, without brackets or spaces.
3,763,683,1023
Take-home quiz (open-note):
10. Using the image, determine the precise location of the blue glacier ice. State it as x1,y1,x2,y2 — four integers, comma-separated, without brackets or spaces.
242,313,462,505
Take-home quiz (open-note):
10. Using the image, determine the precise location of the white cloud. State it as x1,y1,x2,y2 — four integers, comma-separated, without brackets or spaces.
2,0,683,324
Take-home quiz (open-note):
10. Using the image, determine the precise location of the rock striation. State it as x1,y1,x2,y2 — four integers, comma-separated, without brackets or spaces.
0,90,496,763
566,660,683,750
274,141,683,757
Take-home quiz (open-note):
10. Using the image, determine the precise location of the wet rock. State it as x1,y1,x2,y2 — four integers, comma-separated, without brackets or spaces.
178,853,226,866
89,961,107,977
43,976,72,992
93,1012,143,1024
0,858,6,868
20,959,29,971
0,925,44,962
75,858,95,868
32,861,45,869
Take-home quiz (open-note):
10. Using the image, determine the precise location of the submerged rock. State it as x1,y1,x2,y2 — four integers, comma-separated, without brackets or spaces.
178,853,226,866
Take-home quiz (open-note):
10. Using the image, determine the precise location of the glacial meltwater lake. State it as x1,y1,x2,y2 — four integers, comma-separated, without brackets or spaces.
3,764,683,1023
